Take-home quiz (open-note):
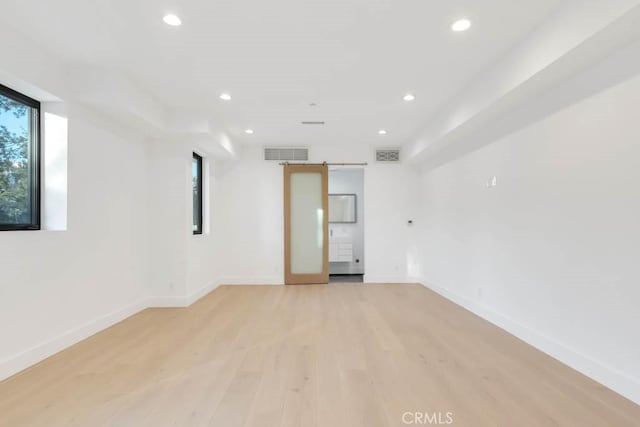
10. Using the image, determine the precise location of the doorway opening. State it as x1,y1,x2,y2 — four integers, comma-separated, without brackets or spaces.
328,167,364,284
329,274,364,283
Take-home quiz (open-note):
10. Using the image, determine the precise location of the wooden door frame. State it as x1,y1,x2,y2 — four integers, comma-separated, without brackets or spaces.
283,164,329,285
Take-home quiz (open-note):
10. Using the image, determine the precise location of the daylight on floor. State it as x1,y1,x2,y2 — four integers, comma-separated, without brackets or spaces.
1,1,639,426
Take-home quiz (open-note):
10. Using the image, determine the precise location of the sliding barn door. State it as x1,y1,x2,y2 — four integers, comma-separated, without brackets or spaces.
284,164,329,285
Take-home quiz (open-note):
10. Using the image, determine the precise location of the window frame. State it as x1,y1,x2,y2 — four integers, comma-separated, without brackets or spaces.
192,152,203,235
0,83,41,231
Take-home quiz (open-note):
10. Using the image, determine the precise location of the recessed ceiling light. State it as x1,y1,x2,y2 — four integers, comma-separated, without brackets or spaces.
245,129,254,134
451,18,471,32
403,94,416,102
163,14,182,26
219,93,232,101
378,129,388,135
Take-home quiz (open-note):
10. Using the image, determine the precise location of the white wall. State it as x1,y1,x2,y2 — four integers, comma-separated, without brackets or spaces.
143,137,421,301
0,23,166,381
0,84,230,380
213,147,284,284
363,159,420,283
144,141,419,291
146,140,190,300
185,156,227,297
0,105,151,379
209,145,419,284
416,74,640,403
145,141,228,303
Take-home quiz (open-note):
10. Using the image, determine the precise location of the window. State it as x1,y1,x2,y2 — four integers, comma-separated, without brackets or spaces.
192,152,203,235
0,84,40,231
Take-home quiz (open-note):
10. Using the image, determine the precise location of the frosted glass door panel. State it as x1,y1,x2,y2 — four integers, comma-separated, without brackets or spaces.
290,172,324,274
284,164,328,285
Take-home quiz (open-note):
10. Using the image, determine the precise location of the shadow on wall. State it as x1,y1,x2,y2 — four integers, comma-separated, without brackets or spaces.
43,105,68,231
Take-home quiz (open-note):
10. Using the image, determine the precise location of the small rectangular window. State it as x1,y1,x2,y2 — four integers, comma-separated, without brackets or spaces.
192,152,203,235
0,84,40,231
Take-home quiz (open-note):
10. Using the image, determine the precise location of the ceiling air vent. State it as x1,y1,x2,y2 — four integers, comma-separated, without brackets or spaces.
264,147,309,161
376,148,400,162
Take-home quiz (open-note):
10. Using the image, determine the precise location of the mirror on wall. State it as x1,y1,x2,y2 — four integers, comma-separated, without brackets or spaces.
329,194,357,223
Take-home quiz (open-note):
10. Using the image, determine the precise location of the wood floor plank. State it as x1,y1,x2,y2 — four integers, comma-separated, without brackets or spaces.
0,284,638,427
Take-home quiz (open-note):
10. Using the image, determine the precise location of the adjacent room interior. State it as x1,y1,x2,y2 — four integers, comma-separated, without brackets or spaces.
329,167,365,283
1,1,640,426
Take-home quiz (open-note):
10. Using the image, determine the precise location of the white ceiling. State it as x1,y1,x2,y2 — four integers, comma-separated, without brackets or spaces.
2,0,563,148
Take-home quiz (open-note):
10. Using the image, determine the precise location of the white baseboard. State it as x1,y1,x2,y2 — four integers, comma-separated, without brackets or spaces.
146,295,189,308
419,279,640,405
217,276,283,285
0,281,222,383
147,280,223,308
0,297,148,382
185,281,221,306
363,274,412,283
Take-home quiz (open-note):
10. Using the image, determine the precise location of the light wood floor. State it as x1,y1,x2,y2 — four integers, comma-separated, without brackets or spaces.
1,284,638,426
